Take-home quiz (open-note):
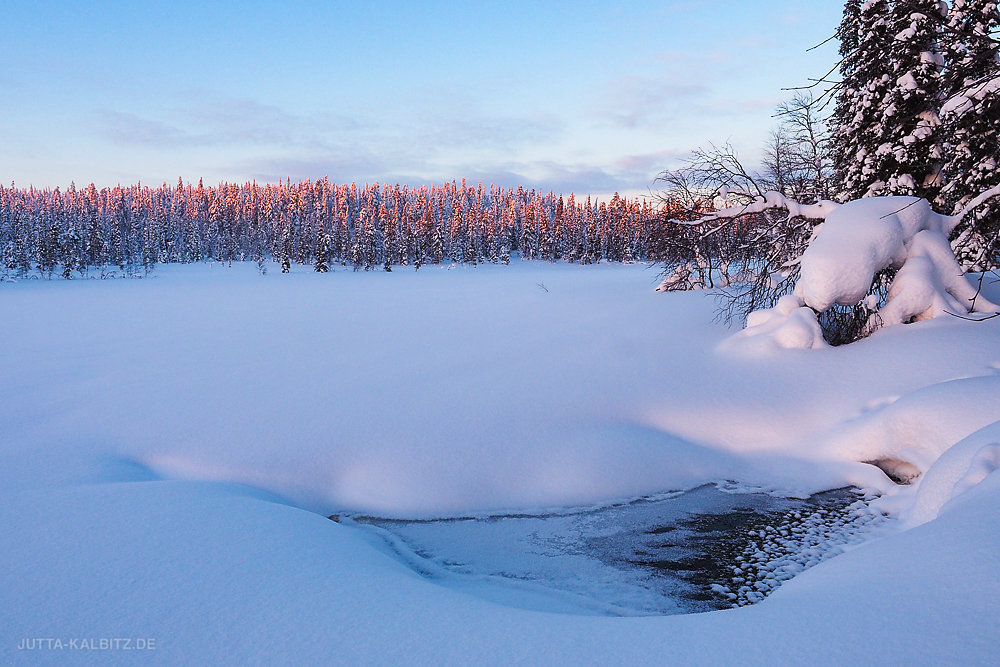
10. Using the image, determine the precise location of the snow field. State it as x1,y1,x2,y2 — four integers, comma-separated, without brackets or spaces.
1,260,999,664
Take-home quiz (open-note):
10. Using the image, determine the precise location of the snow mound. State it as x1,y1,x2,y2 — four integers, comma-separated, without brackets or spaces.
796,197,948,311
723,295,827,351
814,375,1000,474
904,420,1000,527
877,229,994,326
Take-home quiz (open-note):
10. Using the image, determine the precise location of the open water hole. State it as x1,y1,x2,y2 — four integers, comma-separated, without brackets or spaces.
332,483,887,616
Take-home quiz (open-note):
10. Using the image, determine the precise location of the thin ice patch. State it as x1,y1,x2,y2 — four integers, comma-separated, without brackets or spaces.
337,484,890,616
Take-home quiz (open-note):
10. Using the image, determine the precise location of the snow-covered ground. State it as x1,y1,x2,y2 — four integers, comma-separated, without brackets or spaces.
2,261,999,664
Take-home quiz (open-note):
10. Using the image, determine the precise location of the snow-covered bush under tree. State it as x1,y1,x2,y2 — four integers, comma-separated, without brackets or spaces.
677,188,1000,349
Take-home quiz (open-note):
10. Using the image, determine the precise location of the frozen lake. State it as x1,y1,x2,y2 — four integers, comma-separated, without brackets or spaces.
338,483,886,616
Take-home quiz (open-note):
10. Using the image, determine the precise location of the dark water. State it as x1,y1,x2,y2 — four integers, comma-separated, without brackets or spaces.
335,483,885,616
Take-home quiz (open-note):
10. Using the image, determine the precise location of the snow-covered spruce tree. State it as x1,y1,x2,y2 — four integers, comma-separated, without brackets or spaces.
499,233,511,265
314,225,330,273
939,0,1000,270
61,219,83,279
279,218,292,274
380,201,394,272
831,0,867,200
399,208,412,267
37,213,60,278
865,0,947,200
836,0,896,200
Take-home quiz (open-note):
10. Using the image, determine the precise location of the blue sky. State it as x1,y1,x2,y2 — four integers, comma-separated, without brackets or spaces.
1,1,843,196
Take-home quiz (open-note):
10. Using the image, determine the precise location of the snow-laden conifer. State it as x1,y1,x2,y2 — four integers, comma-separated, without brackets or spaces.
839,0,895,199
866,0,947,200
940,0,1000,269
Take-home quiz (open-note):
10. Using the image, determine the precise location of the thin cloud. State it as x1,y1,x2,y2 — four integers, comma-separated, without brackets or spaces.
236,153,655,196
0,73,23,90
386,87,564,155
180,98,360,150
231,149,394,185
591,75,709,128
93,98,357,152
93,89,558,169
456,157,665,195
97,111,187,147
613,150,683,173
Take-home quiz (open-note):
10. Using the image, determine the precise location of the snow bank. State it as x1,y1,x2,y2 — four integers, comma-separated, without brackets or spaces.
813,375,1000,473
903,420,1000,527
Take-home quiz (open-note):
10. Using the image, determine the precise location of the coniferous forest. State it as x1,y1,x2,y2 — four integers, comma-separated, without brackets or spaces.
0,179,665,278
3,2,996,284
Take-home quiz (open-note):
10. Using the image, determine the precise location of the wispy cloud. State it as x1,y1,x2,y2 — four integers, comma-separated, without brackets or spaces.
180,98,360,149
592,75,709,129
0,74,23,90
92,89,563,182
91,83,692,193
93,97,358,152
98,111,187,147
450,152,683,195
232,149,667,196
612,149,683,173
381,86,564,157
461,163,629,194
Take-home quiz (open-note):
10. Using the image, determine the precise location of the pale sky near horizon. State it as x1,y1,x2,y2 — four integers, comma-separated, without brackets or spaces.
1,1,843,197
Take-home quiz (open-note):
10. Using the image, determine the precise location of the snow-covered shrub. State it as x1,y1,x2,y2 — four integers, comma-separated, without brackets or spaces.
684,189,1000,348
653,99,836,321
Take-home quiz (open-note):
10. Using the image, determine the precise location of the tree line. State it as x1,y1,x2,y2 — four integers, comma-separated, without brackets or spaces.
0,178,667,279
